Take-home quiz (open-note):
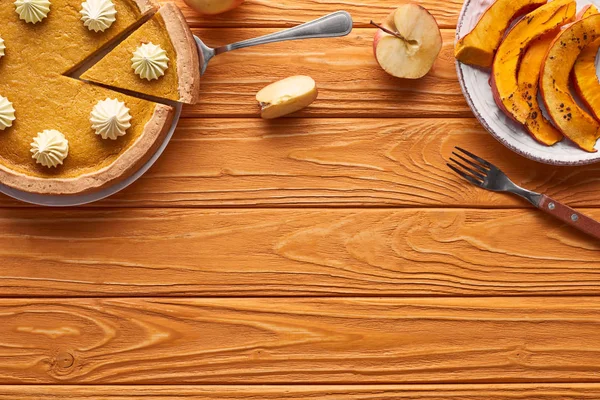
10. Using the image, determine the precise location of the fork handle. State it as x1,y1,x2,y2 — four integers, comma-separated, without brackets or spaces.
538,195,600,240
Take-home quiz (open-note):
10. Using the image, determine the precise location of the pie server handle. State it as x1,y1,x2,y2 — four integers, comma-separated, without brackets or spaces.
195,11,353,75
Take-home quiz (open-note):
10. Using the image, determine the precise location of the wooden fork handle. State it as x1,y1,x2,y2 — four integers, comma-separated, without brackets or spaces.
538,195,600,240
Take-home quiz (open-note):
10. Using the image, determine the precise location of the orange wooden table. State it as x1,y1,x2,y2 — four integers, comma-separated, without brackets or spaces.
3,1,600,398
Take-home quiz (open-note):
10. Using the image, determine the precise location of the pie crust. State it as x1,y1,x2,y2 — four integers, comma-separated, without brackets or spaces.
0,105,174,195
0,1,198,196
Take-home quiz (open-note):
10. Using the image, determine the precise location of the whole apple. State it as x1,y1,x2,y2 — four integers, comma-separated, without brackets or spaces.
183,0,245,15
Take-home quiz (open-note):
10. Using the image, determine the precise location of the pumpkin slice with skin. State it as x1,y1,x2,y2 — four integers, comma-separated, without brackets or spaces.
572,6,600,122
541,14,600,152
510,5,594,146
455,0,546,68
577,3,599,19
491,0,576,133
516,34,563,146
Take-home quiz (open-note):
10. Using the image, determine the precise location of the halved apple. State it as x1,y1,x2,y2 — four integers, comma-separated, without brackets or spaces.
455,0,546,68
515,35,563,146
541,14,600,152
372,4,442,79
573,6,600,122
256,76,318,119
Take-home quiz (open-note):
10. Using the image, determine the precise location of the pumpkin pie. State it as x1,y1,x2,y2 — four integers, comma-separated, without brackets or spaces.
0,0,198,196
81,3,200,104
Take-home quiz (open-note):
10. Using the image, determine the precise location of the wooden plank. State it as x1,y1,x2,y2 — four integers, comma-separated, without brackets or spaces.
187,28,468,118
2,297,600,383
169,0,463,29
1,208,600,297
4,384,600,399
1,118,596,209
112,118,600,208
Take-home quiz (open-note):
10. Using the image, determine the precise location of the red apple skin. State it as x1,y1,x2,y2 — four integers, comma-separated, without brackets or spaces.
183,0,245,15
372,29,384,59
372,10,395,60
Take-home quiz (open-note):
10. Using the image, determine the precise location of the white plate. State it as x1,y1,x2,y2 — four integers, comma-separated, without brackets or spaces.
0,103,182,207
456,0,600,165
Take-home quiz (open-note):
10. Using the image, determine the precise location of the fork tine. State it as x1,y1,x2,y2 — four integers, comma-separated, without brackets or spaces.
452,151,488,174
455,147,492,168
449,157,486,181
447,163,484,187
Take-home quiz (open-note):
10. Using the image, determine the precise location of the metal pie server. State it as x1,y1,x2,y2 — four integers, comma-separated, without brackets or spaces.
194,11,353,75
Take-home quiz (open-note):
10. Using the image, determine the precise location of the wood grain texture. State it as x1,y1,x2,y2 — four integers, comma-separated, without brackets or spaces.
112,118,600,208
0,118,596,208
4,384,600,399
2,297,600,383
168,0,463,29
2,208,600,297
187,28,467,118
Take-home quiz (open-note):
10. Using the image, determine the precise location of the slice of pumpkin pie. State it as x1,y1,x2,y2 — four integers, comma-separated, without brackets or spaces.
81,3,200,104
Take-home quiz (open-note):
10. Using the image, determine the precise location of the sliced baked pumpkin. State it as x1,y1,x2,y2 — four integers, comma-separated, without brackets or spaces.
541,14,600,152
490,0,575,137
455,0,546,68
515,35,563,146
573,39,600,122
572,5,600,122
577,3,599,19
82,3,200,104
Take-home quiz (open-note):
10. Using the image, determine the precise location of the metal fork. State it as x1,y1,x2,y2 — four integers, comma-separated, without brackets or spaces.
447,147,600,240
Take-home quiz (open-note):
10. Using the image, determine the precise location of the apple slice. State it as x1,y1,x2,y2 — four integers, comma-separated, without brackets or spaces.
573,6,600,122
541,14,600,152
372,4,442,79
256,76,318,119
515,35,563,146
455,0,546,68
183,0,244,15
491,0,575,129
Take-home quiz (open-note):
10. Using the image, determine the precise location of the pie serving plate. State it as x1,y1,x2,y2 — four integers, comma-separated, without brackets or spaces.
456,0,600,165
0,104,182,207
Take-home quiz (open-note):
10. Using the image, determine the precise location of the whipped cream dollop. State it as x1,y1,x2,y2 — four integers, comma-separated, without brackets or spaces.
31,130,69,168
0,96,16,131
80,0,117,32
90,98,132,140
0,36,5,59
131,42,169,81
15,0,51,24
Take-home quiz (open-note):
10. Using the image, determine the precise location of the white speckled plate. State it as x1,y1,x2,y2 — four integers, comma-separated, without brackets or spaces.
456,0,600,165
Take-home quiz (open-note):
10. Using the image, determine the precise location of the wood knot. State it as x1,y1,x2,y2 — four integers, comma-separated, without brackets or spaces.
56,352,74,369
508,346,533,365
